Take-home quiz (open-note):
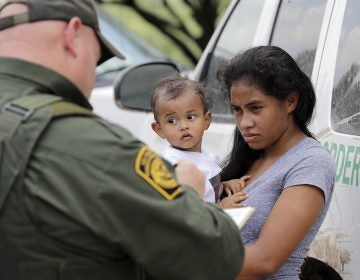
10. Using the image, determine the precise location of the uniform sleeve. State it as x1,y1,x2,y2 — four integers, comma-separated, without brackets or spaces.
95,146,243,280
25,118,244,280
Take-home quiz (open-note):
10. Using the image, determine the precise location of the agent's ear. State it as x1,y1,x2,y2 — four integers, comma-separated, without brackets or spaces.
151,121,165,138
204,111,212,130
63,17,82,58
286,91,299,113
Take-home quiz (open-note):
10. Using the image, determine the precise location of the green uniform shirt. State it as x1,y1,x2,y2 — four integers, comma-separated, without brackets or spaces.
0,57,243,280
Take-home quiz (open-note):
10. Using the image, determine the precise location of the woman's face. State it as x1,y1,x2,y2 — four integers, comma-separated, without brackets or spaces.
230,80,297,151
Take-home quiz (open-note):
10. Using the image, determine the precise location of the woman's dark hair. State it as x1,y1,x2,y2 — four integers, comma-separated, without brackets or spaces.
217,45,316,180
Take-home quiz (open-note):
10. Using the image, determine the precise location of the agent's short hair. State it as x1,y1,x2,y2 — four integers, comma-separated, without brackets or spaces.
151,72,208,121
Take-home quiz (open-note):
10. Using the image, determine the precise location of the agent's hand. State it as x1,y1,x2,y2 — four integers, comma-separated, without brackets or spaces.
219,191,248,209
222,175,251,195
175,160,205,198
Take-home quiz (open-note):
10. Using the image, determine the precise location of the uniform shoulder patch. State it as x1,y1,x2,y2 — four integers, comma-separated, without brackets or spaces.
135,146,183,200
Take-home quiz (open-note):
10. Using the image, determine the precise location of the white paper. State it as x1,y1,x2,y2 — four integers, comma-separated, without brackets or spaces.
224,207,255,229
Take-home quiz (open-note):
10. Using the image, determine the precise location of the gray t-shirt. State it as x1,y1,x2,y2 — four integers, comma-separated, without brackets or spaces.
241,137,335,279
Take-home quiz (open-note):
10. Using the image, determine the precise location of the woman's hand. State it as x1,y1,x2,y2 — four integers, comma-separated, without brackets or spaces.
222,175,251,194
175,160,205,198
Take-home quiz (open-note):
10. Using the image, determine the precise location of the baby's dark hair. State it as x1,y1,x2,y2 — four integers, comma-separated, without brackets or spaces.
151,72,208,121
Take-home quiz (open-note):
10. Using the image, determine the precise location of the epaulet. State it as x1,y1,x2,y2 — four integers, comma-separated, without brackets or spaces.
50,100,95,118
0,94,94,138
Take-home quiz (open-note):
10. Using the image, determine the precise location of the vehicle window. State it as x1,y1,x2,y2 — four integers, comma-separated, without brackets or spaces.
95,4,167,87
331,0,360,136
271,0,327,78
203,0,266,120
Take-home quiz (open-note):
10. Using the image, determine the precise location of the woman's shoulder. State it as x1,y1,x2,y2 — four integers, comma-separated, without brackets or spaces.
283,137,335,197
280,137,335,184
292,137,333,160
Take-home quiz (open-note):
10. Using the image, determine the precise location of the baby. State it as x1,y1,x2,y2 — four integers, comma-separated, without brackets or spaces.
151,73,249,207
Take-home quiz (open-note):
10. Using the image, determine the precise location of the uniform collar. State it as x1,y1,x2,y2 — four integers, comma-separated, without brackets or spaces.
0,57,92,110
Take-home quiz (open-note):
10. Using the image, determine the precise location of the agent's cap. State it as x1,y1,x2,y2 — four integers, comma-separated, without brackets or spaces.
0,0,125,64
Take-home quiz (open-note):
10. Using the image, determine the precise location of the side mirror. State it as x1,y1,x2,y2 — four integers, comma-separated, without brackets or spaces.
114,62,179,111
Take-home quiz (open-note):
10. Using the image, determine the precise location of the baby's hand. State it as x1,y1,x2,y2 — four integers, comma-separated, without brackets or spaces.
222,175,251,195
218,191,248,209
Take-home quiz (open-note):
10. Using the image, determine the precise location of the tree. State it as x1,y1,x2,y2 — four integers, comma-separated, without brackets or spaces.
96,0,231,66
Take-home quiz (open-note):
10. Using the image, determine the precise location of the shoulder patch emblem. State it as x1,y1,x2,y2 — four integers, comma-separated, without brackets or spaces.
135,146,183,200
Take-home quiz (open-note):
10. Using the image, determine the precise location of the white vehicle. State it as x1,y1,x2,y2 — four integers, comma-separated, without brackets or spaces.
91,0,359,278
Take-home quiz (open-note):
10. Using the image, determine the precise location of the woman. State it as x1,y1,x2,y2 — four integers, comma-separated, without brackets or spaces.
218,46,335,279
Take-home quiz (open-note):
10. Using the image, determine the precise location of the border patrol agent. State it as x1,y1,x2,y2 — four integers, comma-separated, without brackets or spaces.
0,1,244,279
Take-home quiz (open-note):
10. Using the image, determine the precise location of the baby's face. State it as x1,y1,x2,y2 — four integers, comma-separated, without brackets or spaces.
153,90,211,152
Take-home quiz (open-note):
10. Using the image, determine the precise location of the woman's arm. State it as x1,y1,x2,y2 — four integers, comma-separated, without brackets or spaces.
235,184,325,279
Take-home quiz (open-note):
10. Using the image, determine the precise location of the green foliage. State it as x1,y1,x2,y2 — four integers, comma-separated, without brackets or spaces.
99,0,231,67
